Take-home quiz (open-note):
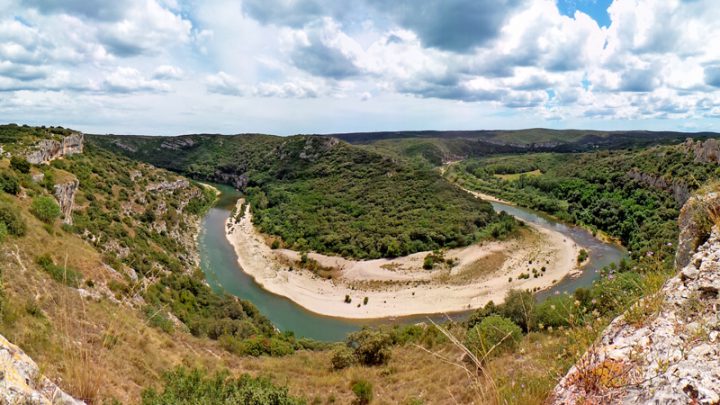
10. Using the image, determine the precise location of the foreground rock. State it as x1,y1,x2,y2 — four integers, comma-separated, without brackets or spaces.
552,195,720,404
0,333,83,404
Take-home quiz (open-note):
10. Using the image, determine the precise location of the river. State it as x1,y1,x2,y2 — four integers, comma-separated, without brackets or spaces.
198,184,625,341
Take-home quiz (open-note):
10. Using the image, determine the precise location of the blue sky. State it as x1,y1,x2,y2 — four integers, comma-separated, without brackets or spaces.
557,0,613,27
0,0,719,135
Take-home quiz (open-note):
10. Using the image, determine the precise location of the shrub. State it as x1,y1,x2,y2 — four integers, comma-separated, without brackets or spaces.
224,336,295,357
330,346,356,370
466,301,498,329
0,171,20,195
31,196,61,224
0,222,6,244
10,156,30,174
143,306,175,333
577,249,589,264
346,329,392,366
533,295,576,329
0,201,26,236
465,315,522,358
501,289,536,331
36,254,83,287
351,379,373,405
141,367,303,405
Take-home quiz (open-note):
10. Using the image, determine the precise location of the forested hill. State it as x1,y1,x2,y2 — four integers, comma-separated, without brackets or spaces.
89,134,516,259
321,129,720,166
329,128,719,148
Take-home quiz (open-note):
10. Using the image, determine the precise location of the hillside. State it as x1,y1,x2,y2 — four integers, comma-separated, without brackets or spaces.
326,129,720,166
90,134,515,259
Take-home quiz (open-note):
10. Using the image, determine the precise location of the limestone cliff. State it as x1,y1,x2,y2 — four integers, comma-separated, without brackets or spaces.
26,132,84,165
683,138,720,165
53,180,79,225
0,333,83,404
551,192,720,404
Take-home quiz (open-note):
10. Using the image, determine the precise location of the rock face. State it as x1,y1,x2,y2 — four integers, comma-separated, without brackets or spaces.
0,333,83,404
676,192,720,269
146,179,189,192
551,194,720,404
683,138,720,164
627,168,691,206
53,180,79,225
26,133,84,164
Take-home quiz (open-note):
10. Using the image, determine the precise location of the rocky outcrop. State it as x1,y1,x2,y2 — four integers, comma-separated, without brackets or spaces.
160,137,195,150
683,138,720,164
146,179,189,192
676,192,720,269
26,133,84,165
0,333,83,404
214,172,248,190
53,180,79,225
627,168,691,205
551,193,720,404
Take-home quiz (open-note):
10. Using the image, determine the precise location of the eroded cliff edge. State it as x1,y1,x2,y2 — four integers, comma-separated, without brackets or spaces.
552,192,720,404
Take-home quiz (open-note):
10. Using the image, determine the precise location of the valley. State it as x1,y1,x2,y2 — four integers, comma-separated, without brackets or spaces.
0,124,719,403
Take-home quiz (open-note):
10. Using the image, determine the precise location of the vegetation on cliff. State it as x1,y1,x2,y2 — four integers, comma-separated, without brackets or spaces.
90,134,517,259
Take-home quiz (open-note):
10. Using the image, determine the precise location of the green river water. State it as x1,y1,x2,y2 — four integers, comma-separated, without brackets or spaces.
198,184,625,341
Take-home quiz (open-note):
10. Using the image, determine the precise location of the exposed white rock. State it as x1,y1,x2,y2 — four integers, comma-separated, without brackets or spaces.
146,179,189,192
26,133,84,165
552,226,720,404
0,333,83,404
53,180,79,225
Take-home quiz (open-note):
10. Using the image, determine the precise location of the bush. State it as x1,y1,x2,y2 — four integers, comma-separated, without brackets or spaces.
144,306,175,333
36,254,83,287
141,367,303,405
31,196,61,224
577,249,589,264
533,295,577,329
223,336,295,357
0,201,26,236
465,315,522,357
501,289,536,331
0,222,6,244
331,346,356,370
346,329,392,366
10,156,30,174
351,379,373,405
0,171,20,195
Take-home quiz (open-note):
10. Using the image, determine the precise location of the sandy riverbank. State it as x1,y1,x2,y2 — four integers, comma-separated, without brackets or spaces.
225,197,583,319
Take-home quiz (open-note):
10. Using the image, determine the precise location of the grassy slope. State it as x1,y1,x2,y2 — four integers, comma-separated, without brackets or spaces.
90,134,513,259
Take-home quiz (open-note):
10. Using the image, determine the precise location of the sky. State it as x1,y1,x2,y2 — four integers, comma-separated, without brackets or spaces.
0,0,719,135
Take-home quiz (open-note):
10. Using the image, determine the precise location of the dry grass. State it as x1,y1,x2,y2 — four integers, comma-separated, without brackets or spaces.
444,251,507,285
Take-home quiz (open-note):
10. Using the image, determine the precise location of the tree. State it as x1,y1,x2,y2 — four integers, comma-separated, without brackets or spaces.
31,196,61,224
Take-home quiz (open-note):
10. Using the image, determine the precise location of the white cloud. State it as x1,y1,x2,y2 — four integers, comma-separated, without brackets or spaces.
101,67,170,93
1,0,720,132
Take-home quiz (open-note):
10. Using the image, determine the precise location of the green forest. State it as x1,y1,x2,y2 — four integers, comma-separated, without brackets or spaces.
91,134,517,259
